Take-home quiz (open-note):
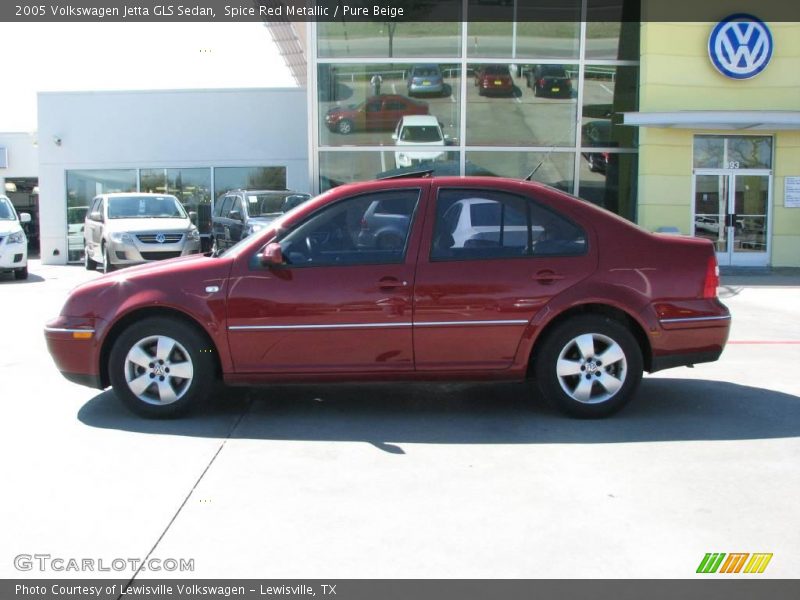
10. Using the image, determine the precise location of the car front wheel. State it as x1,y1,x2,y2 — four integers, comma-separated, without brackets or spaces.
84,247,97,271
337,119,354,134
108,317,216,418
534,315,643,418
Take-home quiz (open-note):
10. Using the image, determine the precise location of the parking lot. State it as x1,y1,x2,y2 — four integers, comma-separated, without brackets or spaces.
1,261,799,578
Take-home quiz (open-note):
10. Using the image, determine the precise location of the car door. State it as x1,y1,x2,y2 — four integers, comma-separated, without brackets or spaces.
85,197,104,260
412,184,596,371
225,183,428,374
381,98,407,130
363,98,383,131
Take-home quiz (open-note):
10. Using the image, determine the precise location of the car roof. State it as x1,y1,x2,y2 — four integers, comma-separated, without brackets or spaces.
398,115,440,126
411,64,440,70
100,192,178,198
227,189,293,195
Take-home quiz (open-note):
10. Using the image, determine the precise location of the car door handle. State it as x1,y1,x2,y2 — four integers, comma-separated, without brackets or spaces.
534,270,566,284
378,277,408,290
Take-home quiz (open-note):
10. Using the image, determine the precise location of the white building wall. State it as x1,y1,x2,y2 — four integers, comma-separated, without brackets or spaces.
0,132,39,190
37,87,308,264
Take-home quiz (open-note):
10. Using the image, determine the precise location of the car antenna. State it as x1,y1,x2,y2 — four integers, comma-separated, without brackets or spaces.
379,168,436,180
524,145,556,181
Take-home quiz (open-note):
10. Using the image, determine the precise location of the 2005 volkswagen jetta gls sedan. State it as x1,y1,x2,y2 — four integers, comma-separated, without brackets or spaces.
45,176,730,419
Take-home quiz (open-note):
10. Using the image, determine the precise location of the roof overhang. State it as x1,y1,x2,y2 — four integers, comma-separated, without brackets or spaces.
622,111,800,131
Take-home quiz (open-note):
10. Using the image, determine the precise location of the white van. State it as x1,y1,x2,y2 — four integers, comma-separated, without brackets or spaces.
0,195,30,280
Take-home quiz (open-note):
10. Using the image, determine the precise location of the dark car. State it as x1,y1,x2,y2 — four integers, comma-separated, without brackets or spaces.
46,176,730,420
474,65,514,96
407,64,445,97
324,95,429,135
581,120,614,173
527,65,573,98
212,189,311,251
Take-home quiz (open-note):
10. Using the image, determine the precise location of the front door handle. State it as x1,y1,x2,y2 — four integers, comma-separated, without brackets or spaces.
534,270,566,284
378,277,408,290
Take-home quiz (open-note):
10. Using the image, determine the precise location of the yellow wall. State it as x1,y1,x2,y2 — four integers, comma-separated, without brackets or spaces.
637,19,800,266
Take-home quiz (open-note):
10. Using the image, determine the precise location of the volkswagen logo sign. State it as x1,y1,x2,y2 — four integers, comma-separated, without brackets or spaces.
709,14,773,80
155,233,166,244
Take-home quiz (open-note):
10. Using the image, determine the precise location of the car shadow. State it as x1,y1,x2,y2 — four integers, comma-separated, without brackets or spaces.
0,272,45,283
77,378,800,446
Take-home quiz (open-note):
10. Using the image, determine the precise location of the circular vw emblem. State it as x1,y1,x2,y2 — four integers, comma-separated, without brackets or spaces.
155,233,166,244
709,14,773,80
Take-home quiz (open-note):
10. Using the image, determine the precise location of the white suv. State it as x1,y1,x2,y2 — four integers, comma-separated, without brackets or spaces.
0,194,30,280
392,115,448,168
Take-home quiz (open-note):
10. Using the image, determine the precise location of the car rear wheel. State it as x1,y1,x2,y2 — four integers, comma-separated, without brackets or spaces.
337,119,354,134
108,317,216,418
84,247,97,271
534,315,643,418
14,266,28,280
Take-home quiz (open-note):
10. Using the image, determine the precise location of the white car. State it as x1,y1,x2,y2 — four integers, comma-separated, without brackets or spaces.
0,194,31,280
392,115,448,168
440,197,533,250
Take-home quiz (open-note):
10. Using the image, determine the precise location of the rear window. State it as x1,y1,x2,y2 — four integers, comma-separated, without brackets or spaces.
413,67,439,77
400,125,442,142
484,65,509,76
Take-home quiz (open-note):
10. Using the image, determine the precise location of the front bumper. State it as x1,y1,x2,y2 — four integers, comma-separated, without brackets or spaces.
106,236,200,266
45,316,105,389
0,238,27,269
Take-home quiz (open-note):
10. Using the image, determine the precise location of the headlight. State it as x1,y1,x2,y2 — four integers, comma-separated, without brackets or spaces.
188,228,200,241
110,232,133,244
397,153,409,164
7,230,26,245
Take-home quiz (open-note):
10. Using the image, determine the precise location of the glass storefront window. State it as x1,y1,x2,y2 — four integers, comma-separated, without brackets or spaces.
578,152,637,220
65,169,137,263
580,65,638,151
213,166,287,198
467,62,577,147
693,136,772,169
140,168,212,234
319,150,461,191
317,20,461,59
466,151,574,192
318,63,461,148
468,22,580,60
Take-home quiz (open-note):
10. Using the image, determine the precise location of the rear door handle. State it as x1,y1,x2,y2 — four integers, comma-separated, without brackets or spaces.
534,270,566,284
378,277,408,290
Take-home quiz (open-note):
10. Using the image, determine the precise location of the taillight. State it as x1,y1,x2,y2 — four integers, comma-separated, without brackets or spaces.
538,78,546,86
702,255,719,298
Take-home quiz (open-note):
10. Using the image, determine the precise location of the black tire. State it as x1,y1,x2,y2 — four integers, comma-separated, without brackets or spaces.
337,119,354,135
84,247,97,271
533,315,643,418
102,243,115,273
533,84,540,97
14,266,28,280
108,317,217,418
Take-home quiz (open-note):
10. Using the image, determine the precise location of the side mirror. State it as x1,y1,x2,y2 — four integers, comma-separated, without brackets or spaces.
229,210,242,221
90,211,103,222
260,242,283,266
19,212,31,224
188,210,198,225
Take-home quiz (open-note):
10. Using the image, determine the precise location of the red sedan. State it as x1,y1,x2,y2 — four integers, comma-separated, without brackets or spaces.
474,65,515,96
45,176,730,419
324,95,429,134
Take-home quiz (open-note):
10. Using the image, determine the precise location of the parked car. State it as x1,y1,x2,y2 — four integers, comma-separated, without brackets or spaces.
581,120,613,174
0,194,30,280
392,115,448,168
474,65,514,96
324,95,429,134
527,64,573,98
212,189,311,251
407,64,445,97
83,193,201,272
46,176,730,420
67,206,89,262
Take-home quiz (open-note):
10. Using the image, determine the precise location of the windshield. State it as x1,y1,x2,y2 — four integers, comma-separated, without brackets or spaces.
245,192,311,218
0,196,15,220
400,125,442,142
412,67,439,78
107,195,187,219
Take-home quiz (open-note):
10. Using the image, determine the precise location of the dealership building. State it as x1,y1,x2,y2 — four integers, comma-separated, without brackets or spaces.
1,3,799,268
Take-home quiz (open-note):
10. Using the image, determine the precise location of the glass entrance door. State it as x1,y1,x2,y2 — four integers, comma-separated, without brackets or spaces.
693,172,770,267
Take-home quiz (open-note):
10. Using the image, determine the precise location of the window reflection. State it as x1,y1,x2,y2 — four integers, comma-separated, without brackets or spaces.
319,63,460,148
580,65,638,150
467,63,577,146
466,151,574,192
213,167,287,198
578,152,637,219
317,19,461,59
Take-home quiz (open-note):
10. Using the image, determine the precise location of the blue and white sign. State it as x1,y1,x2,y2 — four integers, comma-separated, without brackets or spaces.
708,14,773,80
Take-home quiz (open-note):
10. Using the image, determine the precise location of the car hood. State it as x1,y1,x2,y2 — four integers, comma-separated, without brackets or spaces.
102,217,192,233
0,220,23,235
395,139,445,147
